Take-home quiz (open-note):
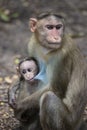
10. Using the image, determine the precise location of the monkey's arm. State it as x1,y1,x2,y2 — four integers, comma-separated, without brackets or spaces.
16,85,50,110
8,80,20,109
62,54,87,124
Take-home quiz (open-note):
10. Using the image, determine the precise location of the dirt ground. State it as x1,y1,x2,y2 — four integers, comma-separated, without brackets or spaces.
0,0,87,129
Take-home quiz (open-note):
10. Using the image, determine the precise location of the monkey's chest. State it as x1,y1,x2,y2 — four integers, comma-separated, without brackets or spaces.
16,82,30,101
47,61,71,98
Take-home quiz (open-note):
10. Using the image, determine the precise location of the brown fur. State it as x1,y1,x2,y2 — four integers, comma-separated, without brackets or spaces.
16,13,87,130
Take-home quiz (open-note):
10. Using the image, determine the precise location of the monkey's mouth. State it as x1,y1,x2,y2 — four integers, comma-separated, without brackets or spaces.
49,42,60,44
48,42,61,47
28,78,35,82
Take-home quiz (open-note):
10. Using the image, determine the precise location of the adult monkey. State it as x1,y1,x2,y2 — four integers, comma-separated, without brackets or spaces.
16,11,87,130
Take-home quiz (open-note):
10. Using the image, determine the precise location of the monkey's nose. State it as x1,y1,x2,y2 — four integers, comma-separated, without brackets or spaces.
54,37,58,40
54,36,61,42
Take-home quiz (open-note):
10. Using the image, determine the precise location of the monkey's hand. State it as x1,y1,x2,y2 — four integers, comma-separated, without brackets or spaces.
8,80,20,109
15,94,40,120
16,85,50,112
15,106,39,122
16,95,39,113
8,94,17,109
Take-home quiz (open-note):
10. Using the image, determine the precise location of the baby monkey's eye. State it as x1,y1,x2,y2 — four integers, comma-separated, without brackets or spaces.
27,68,31,72
56,24,63,29
22,69,26,74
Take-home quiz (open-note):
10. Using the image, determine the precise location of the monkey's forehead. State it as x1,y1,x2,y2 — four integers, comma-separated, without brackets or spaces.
37,16,63,27
36,12,64,20
20,61,37,69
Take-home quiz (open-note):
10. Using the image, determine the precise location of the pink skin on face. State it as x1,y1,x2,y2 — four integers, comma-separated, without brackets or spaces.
20,60,38,81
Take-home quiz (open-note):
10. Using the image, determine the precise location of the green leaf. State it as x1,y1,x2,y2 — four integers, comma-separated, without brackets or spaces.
0,13,10,22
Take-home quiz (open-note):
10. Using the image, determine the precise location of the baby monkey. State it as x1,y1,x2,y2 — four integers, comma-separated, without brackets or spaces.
18,57,39,82
8,57,39,109
8,57,43,130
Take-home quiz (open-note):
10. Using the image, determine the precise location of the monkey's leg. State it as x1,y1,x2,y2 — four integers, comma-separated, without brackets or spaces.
40,91,72,130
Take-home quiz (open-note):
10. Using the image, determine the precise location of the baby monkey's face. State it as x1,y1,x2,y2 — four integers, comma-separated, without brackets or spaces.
20,60,38,81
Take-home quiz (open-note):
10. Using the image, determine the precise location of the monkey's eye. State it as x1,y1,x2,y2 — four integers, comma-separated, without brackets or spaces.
45,25,54,30
22,69,26,74
56,24,63,29
27,68,31,72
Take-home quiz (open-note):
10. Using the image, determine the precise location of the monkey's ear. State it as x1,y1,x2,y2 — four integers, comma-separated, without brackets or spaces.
29,18,37,32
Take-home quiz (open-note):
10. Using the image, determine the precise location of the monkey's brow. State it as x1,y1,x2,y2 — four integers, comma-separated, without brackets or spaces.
37,13,63,20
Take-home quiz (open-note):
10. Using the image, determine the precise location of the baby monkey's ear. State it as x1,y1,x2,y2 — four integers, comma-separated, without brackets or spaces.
16,66,21,78
16,66,19,72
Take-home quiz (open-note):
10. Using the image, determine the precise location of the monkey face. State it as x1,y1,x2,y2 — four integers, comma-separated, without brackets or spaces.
19,60,38,81
30,16,64,50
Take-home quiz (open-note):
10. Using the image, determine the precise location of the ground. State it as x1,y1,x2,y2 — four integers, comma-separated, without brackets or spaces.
0,0,87,129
